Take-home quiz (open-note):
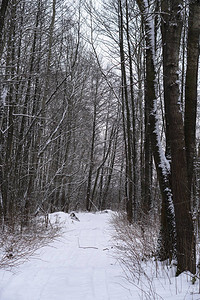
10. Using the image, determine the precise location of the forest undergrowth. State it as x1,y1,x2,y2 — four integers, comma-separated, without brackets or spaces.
0,215,61,270
110,212,200,299
1,210,200,299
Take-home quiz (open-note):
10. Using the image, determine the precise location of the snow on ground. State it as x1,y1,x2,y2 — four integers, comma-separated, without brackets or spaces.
0,211,199,300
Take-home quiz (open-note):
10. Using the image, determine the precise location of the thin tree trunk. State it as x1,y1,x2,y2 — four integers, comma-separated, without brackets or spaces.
101,125,118,210
1,1,16,224
118,0,133,223
86,83,98,211
125,0,137,219
143,63,152,214
0,0,9,58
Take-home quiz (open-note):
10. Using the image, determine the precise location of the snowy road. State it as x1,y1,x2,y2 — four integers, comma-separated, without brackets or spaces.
0,212,135,300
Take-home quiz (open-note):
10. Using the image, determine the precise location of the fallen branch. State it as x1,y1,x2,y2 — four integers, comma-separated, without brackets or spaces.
77,238,98,250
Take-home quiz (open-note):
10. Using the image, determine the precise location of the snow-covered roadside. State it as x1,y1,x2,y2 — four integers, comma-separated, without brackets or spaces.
0,211,199,300
0,211,135,300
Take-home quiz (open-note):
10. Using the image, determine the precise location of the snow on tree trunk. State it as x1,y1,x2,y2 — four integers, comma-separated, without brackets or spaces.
161,0,196,274
136,0,176,261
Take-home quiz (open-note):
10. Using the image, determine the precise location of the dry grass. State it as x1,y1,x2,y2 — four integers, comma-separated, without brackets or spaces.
0,215,61,270
110,212,166,300
110,211,160,262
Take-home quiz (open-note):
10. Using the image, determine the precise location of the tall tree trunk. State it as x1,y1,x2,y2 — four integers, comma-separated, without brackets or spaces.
118,0,133,223
125,0,137,220
86,83,98,211
1,0,16,224
136,0,176,261
184,0,200,197
101,125,118,210
143,63,152,214
0,0,9,58
161,0,196,275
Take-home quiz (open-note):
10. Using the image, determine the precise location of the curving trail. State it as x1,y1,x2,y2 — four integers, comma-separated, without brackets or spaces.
0,212,135,300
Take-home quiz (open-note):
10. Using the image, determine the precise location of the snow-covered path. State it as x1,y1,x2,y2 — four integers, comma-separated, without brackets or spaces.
0,212,134,300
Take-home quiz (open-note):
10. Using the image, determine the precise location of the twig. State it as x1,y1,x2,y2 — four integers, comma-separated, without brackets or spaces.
77,238,98,250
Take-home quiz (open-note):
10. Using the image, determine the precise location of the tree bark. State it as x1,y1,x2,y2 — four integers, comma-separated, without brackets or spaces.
118,0,133,223
86,81,98,211
0,0,9,58
125,0,137,219
184,0,200,196
136,0,176,261
161,0,196,275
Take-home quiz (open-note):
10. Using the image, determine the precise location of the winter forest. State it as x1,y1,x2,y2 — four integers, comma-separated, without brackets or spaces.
0,0,200,297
